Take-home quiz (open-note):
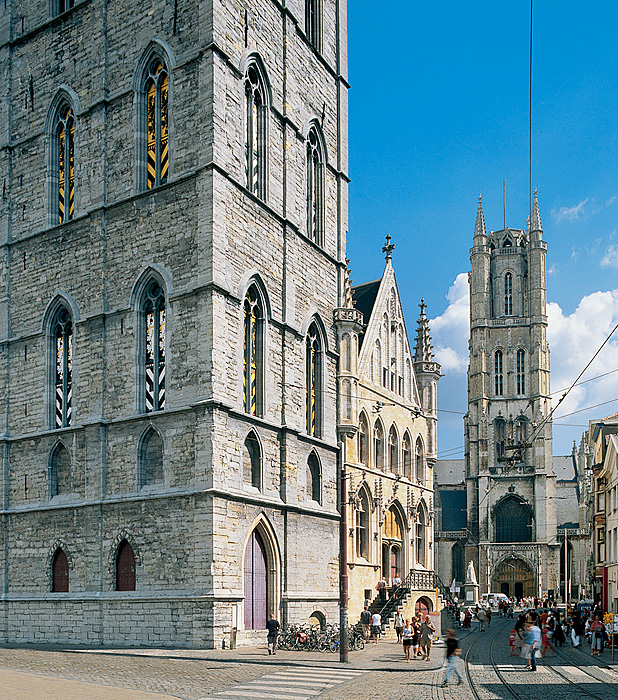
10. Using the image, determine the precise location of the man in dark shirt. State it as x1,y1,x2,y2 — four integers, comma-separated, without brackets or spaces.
441,629,464,687
266,613,280,655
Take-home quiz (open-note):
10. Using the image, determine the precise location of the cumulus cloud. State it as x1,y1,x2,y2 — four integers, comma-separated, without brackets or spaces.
430,272,469,374
552,198,590,223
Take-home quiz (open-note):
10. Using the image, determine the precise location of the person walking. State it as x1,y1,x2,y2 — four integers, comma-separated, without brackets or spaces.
486,606,492,627
441,629,464,687
523,621,541,671
590,617,604,656
419,615,436,661
477,606,486,632
402,619,413,662
377,576,387,605
266,613,280,655
411,617,421,658
371,611,382,644
360,605,372,642
394,608,405,643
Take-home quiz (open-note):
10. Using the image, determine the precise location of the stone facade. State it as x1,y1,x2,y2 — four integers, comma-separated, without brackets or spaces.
0,0,348,647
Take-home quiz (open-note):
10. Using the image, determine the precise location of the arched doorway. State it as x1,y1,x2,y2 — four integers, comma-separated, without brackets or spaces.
415,596,433,617
381,505,404,585
491,557,535,598
244,529,267,629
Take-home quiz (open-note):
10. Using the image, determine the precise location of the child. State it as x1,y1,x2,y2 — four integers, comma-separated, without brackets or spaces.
509,628,518,656
541,626,554,657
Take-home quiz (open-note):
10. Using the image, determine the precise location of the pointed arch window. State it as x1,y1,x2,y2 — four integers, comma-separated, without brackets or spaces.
144,58,169,189
515,417,527,445
141,280,166,412
139,428,164,487
52,548,69,592
402,432,412,479
49,442,70,498
243,432,262,490
306,126,324,245
116,540,136,591
494,418,506,460
53,307,73,428
355,488,369,559
245,64,268,199
516,349,525,394
307,453,321,503
306,323,322,437
374,421,384,471
451,542,464,584
415,437,424,483
55,104,75,223
494,349,503,396
504,273,513,315
243,286,264,416
416,506,427,567
388,425,398,474
305,0,322,51
358,413,369,467
495,496,533,543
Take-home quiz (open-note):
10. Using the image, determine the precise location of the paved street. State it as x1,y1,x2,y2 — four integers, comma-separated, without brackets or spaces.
0,619,617,699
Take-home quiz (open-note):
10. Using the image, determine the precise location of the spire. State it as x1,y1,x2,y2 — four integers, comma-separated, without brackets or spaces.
474,194,486,238
414,298,434,363
343,257,353,309
530,188,542,232
382,234,395,261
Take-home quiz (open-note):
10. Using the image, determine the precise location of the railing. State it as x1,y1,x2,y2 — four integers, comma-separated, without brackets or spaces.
376,569,449,627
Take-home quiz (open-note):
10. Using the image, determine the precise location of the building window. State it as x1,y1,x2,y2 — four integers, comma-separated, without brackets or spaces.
495,418,506,460
306,126,325,245
416,506,427,567
307,452,321,503
142,280,166,412
54,0,75,15
402,432,412,479
451,542,464,584
49,443,71,497
243,286,263,416
504,273,513,315
516,349,525,394
415,437,424,483
358,412,369,467
495,496,533,543
389,425,398,474
243,431,261,490
306,323,322,437
494,350,503,396
52,548,69,592
245,64,267,200
138,427,164,487
374,421,384,471
305,0,322,51
53,307,73,428
355,489,369,559
55,105,75,223
145,59,169,189
116,540,136,591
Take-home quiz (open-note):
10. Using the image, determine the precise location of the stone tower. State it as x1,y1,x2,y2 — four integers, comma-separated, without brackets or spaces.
465,192,557,599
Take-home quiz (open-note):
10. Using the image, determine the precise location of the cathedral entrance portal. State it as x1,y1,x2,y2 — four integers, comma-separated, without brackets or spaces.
491,557,535,599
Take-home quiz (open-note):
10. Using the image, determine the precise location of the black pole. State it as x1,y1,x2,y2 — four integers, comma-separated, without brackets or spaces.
339,439,349,662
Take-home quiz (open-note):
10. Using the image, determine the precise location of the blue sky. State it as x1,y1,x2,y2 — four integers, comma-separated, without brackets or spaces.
347,1,618,458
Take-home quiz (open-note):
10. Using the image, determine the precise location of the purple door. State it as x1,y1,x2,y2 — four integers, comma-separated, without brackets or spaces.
244,530,267,629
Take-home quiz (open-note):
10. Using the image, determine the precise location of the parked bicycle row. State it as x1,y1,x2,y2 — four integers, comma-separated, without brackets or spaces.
275,623,365,652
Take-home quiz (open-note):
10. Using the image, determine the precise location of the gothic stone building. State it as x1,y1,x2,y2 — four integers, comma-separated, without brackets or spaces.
336,251,441,621
0,0,348,647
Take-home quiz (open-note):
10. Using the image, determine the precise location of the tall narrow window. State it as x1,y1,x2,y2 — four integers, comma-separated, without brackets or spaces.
56,105,75,223
145,59,169,189
307,453,321,503
358,413,369,467
52,548,69,592
56,0,75,14
245,65,267,200
306,323,322,436
53,307,73,428
494,350,503,396
243,432,261,490
504,273,513,315
139,427,164,487
402,432,412,479
415,437,424,483
116,540,136,591
374,421,384,471
143,280,166,412
388,425,398,474
516,349,525,394
305,0,321,51
306,126,324,245
355,489,369,559
243,287,263,416
49,442,71,497
495,418,506,460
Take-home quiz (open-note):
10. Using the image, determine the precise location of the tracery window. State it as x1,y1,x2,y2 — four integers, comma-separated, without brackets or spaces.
515,418,527,445
495,418,506,460
306,323,322,437
53,307,73,428
55,104,75,223
358,412,369,467
494,349,503,396
307,452,321,503
52,548,69,592
402,432,412,479
495,496,532,543
143,280,166,412
305,0,322,51
145,59,169,189
374,421,384,471
243,432,261,490
355,489,369,559
388,425,398,474
245,64,267,200
306,126,324,245
116,540,136,591
243,286,263,416
516,349,525,394
504,273,513,315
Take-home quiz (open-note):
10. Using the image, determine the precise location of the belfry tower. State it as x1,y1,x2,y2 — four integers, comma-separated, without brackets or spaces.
465,192,557,599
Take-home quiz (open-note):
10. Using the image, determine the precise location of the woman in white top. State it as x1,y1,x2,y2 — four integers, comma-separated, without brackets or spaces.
402,619,413,662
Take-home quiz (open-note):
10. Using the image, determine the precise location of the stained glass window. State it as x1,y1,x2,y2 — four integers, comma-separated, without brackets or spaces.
243,287,263,416
245,65,267,200
143,280,165,412
306,324,322,436
57,105,75,223
54,308,72,427
146,60,169,189
306,127,324,245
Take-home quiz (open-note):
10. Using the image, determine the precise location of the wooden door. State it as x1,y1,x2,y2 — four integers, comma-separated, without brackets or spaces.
390,548,399,583
244,530,267,629
52,549,69,592
116,540,136,591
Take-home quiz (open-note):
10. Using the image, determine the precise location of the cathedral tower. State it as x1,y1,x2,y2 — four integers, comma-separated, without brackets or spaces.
465,192,557,598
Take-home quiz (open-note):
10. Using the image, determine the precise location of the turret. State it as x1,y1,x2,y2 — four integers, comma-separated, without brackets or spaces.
470,195,491,324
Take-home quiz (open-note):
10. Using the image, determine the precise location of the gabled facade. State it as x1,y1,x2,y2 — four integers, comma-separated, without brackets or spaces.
336,248,441,620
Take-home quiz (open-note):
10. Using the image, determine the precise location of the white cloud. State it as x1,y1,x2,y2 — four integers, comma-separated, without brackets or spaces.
430,272,469,375
601,244,618,268
552,198,589,223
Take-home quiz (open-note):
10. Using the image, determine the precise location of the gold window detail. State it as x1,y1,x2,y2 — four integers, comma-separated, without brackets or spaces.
57,106,75,223
146,60,169,189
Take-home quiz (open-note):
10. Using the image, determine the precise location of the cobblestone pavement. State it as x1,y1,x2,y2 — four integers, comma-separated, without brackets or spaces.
0,619,616,699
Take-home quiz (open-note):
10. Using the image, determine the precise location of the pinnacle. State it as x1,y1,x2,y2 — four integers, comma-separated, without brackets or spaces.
414,299,434,363
474,194,486,238
530,188,542,232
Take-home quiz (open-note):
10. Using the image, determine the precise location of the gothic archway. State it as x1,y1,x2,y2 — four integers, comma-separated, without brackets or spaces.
491,557,535,599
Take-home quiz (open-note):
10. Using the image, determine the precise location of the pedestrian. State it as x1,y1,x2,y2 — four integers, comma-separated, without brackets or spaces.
523,621,541,671
377,576,387,604
441,629,464,687
371,611,381,644
553,619,565,648
509,628,518,656
360,605,372,642
392,572,402,588
266,613,280,655
590,617,604,656
394,608,405,643
419,615,436,661
477,605,486,632
463,608,472,629
541,626,554,657
411,618,421,658
486,607,492,627
402,619,413,662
